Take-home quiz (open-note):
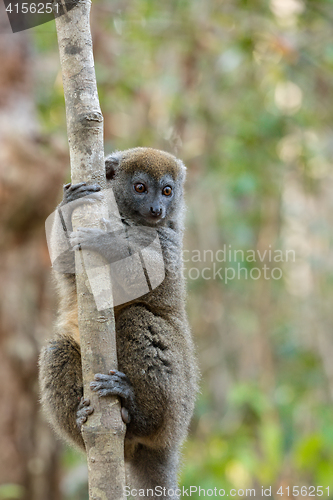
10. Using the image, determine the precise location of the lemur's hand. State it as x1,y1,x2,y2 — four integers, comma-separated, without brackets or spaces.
61,182,103,207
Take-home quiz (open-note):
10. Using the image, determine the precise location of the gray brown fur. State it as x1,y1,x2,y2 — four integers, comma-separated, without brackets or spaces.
39,148,198,499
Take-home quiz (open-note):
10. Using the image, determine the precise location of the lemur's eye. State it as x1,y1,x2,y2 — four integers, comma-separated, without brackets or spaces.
162,186,172,196
134,183,146,193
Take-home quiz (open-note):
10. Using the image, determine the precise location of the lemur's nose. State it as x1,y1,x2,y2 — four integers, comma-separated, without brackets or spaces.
150,206,162,217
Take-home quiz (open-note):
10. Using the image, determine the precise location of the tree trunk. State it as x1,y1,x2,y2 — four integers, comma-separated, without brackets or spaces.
54,1,126,498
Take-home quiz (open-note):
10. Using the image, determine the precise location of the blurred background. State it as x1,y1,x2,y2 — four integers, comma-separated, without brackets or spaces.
1,0,333,498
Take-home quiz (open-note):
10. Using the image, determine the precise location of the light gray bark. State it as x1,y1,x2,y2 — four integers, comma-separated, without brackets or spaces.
54,1,126,498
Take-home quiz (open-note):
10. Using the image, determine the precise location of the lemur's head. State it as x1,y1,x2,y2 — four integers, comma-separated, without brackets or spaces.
105,147,186,227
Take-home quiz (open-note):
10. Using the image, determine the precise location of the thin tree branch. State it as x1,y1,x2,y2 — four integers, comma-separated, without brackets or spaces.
54,1,126,498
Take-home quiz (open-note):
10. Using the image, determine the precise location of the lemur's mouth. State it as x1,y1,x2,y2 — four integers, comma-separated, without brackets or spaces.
146,214,164,223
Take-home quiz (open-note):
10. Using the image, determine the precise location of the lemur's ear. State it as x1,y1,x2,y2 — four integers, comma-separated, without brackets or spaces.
105,152,121,180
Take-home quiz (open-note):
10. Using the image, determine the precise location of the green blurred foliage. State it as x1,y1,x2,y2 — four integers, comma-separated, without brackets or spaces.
32,0,333,497
0,484,25,500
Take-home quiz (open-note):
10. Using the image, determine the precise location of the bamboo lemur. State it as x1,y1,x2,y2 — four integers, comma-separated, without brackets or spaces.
39,147,198,499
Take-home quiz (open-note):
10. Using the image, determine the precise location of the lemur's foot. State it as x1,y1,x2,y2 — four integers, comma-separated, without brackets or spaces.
90,371,134,424
76,397,94,429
